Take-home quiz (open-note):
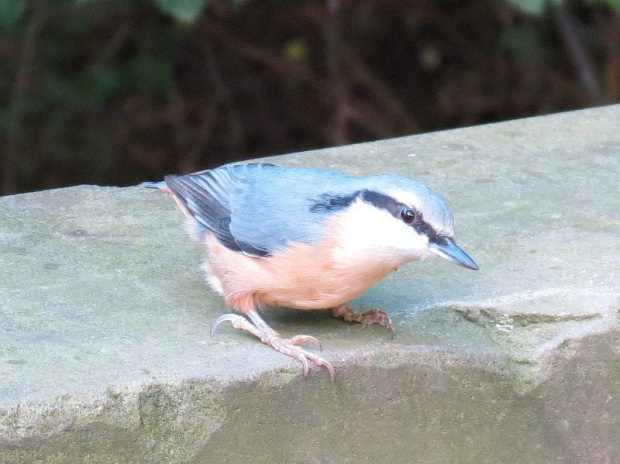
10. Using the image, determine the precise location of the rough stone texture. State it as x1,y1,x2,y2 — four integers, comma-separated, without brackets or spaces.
0,105,619,463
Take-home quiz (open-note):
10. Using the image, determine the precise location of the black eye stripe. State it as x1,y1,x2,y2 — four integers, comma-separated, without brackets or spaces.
360,191,424,223
359,190,402,216
359,190,444,242
414,221,443,244
311,189,442,242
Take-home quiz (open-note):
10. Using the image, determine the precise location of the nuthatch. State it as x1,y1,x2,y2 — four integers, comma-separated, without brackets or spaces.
159,163,478,378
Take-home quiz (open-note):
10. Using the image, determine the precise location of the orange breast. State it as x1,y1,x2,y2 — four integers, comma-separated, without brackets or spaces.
202,229,399,313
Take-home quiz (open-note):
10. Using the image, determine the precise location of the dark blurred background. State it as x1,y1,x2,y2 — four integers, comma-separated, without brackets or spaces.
1,0,618,195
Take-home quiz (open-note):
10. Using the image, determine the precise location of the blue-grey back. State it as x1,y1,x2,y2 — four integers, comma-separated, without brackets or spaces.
164,163,449,256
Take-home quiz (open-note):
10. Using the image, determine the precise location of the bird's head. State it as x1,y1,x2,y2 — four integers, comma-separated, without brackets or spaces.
326,174,478,270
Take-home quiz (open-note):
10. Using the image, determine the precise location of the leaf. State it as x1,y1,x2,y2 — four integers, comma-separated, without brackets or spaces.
122,54,174,98
508,0,547,15
0,0,27,30
153,0,208,23
497,25,544,63
590,0,620,10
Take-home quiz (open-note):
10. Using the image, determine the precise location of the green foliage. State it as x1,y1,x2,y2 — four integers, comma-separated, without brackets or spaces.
508,0,548,15
585,0,620,9
507,0,562,15
510,0,620,15
497,25,545,63
0,0,184,192
0,0,27,30
122,55,174,98
0,0,245,29
1,0,618,194
153,0,209,22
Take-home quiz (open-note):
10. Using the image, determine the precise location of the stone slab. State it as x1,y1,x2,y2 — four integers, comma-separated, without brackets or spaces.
0,105,618,462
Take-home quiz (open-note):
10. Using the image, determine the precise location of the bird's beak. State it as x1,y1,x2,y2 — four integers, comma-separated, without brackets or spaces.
429,237,479,270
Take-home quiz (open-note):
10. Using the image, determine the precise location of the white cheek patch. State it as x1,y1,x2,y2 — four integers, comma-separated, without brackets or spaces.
332,199,430,263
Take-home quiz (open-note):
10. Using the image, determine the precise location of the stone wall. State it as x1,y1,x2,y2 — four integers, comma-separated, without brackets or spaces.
1,106,618,463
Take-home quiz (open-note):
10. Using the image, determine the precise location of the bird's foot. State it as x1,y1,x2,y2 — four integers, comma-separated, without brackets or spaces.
211,310,335,379
329,304,395,335
265,335,335,379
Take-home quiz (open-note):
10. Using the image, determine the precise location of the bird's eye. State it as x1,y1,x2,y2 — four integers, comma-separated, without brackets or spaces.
400,208,416,224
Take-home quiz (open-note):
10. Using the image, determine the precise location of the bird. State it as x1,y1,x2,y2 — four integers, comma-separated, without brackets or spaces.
158,163,478,378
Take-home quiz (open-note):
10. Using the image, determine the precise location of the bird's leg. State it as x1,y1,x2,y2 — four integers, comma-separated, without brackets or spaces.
211,309,336,379
329,304,395,335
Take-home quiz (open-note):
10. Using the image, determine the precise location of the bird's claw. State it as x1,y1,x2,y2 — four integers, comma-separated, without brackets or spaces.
210,311,335,379
288,334,323,350
362,308,395,335
267,336,335,379
329,304,395,336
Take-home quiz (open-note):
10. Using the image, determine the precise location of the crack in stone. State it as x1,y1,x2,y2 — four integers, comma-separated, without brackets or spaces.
450,305,602,329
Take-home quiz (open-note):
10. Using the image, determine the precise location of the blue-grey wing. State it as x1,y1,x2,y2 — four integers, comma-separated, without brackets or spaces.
164,165,247,252
164,163,355,256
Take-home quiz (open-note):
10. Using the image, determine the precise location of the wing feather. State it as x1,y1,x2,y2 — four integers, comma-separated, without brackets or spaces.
164,163,357,256
164,168,242,253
